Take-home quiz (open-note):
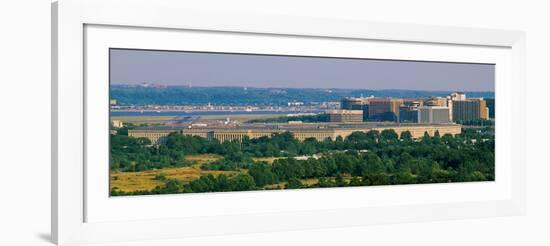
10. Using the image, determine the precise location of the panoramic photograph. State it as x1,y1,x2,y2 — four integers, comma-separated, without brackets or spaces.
109,48,495,196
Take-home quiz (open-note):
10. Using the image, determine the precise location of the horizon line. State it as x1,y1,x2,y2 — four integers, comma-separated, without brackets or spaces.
110,83,495,93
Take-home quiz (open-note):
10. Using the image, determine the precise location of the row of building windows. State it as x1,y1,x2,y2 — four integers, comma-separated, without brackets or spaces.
128,125,462,145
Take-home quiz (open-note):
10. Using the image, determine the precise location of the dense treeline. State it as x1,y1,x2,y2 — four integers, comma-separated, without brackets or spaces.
110,127,494,196
111,85,495,106
110,134,192,171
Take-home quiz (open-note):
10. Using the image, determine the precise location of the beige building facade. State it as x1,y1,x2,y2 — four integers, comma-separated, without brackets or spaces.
128,124,462,144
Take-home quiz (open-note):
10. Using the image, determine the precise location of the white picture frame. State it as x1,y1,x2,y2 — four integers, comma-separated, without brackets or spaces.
52,0,526,245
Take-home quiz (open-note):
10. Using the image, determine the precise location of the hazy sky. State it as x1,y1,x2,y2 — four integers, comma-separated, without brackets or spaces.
110,49,495,92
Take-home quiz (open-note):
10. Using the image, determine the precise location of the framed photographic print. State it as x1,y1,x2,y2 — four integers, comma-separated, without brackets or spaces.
52,0,526,245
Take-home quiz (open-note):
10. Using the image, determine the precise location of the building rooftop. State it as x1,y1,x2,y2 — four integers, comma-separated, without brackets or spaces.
132,122,459,132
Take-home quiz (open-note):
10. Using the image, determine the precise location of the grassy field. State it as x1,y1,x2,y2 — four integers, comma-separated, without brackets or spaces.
110,154,330,193
110,154,244,192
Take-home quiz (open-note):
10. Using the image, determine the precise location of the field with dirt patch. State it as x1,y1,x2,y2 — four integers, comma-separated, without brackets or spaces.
110,154,335,193
110,154,245,192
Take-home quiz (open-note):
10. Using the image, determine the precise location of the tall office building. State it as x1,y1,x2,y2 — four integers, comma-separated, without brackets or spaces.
417,106,451,124
399,106,419,123
485,98,495,119
341,97,370,121
452,98,489,122
399,99,422,123
447,92,467,122
362,104,370,121
368,98,404,122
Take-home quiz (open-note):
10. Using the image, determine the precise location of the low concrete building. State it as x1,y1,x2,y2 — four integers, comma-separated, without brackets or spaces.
128,123,462,144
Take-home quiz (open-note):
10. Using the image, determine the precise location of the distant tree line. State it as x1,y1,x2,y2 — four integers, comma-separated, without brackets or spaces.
110,85,495,106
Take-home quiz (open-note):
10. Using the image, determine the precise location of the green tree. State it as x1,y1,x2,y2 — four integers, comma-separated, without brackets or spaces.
286,178,303,189
400,131,413,141
363,173,390,186
365,152,384,175
249,162,278,187
380,129,399,142
230,174,256,191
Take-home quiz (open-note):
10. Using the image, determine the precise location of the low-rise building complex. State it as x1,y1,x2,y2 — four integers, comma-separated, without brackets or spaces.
128,123,462,144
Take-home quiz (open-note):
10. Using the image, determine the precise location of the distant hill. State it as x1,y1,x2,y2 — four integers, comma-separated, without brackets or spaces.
110,85,495,106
